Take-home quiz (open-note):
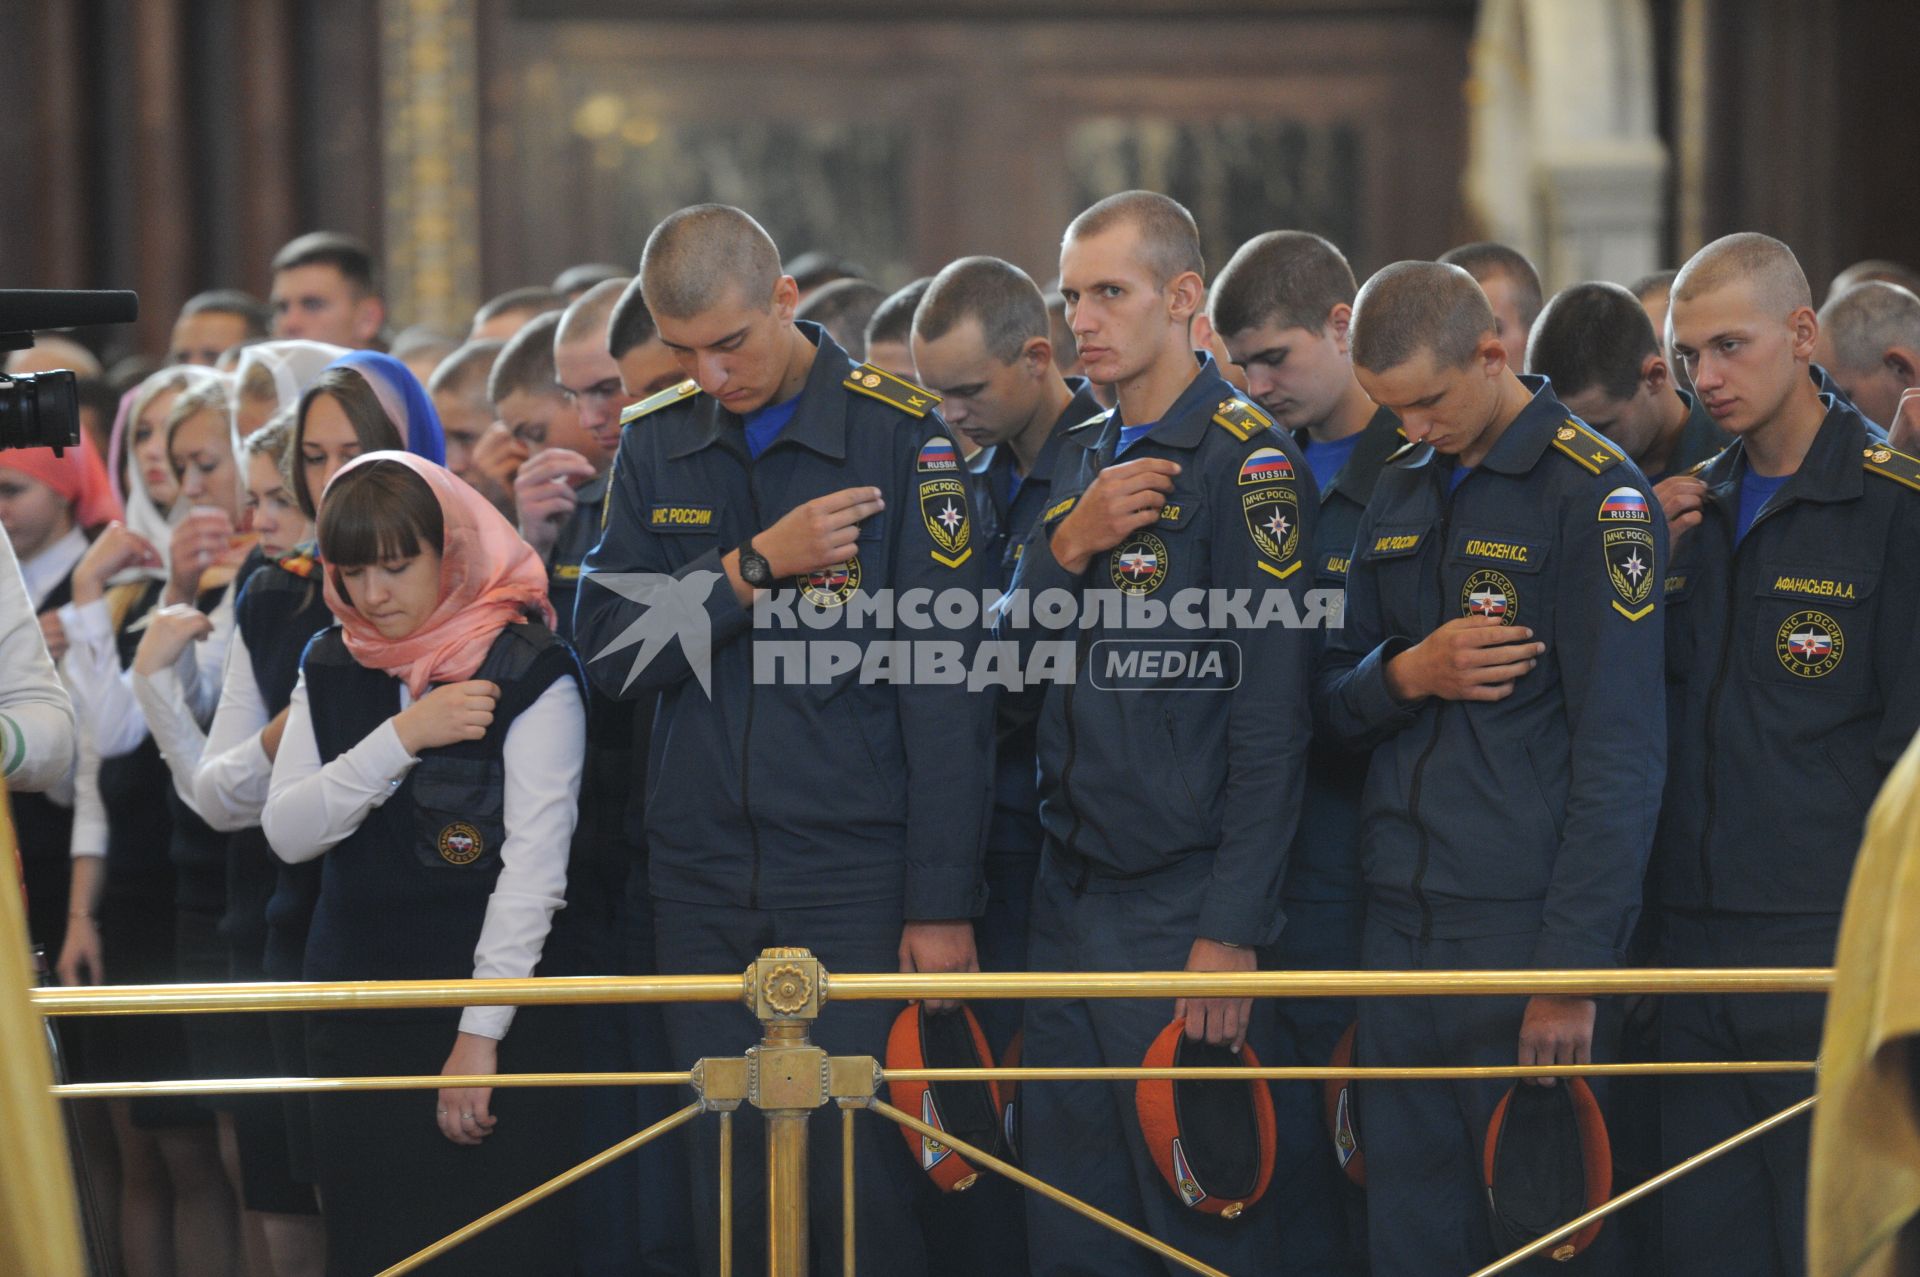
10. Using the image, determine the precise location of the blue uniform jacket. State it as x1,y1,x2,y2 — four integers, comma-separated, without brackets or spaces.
1654,399,1920,915
1293,404,1405,903
1317,378,1666,968
573,324,993,919
996,354,1319,948
970,377,1107,860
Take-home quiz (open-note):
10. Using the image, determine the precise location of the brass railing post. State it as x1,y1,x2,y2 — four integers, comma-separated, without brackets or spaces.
745,948,827,1277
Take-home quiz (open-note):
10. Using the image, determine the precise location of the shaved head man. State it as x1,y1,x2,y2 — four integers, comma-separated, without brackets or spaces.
793,278,885,362
1813,281,1920,428
606,275,684,403
1668,232,1821,452
1824,257,1920,308
554,278,638,460
639,204,798,413
580,203,991,1276
1011,190,1323,1274
1654,230,1920,1277
1350,260,1518,461
862,278,931,384
1331,257,1665,1276
1438,242,1543,374
470,286,565,342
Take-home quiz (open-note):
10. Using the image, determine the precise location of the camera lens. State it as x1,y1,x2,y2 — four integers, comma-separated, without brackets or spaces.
0,370,81,453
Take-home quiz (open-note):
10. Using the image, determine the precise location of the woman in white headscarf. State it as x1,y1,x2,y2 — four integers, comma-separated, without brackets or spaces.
55,365,245,1277
232,341,349,442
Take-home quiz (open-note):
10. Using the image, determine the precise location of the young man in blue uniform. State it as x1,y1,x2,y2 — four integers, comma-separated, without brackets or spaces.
907,255,1102,1276
1656,232,1920,1277
574,205,992,1277
911,254,1104,1039
1319,260,1666,1276
1208,229,1406,1271
998,191,1324,1275
1528,282,1730,488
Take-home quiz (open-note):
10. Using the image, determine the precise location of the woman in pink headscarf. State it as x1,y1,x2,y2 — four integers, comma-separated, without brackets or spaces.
261,452,584,1276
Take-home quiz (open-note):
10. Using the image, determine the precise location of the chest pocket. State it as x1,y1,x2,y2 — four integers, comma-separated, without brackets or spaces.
1448,526,1550,629
1154,489,1203,532
408,754,507,872
1747,562,1878,692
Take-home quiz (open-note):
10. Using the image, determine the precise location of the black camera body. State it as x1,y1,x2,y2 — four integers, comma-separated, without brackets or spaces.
0,370,80,453
0,288,139,454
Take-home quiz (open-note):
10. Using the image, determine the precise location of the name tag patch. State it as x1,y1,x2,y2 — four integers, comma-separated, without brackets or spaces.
648,503,715,531
1770,574,1860,602
1461,538,1535,566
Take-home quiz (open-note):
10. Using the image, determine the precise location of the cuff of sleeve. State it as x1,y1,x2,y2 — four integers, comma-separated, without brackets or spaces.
457,1007,512,1040
904,867,988,921
343,720,420,796
1197,892,1283,950
60,598,112,647
1348,637,1422,727
1529,934,1623,971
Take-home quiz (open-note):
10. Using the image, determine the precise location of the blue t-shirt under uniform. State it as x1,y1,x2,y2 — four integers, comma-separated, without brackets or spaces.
1304,431,1362,491
1736,469,1792,544
1447,464,1474,496
744,396,802,461
1115,422,1158,456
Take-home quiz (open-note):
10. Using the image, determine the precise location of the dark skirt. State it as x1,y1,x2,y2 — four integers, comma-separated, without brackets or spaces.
306,1005,580,1277
96,885,213,1131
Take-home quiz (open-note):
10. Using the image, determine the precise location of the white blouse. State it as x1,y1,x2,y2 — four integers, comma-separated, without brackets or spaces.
263,669,585,1040
133,624,278,832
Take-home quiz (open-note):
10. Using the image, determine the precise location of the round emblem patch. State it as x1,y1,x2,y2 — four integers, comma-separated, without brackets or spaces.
1110,531,1169,595
862,372,883,389
1461,568,1518,624
798,556,862,607
437,821,484,866
1776,609,1843,678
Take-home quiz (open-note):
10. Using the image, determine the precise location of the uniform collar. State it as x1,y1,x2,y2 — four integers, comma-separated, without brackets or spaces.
1309,404,1404,505
1473,375,1571,477
668,322,852,461
1088,351,1235,458
1704,400,1871,507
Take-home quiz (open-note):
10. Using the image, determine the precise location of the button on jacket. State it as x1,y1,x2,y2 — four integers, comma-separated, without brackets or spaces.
1317,378,1667,968
999,354,1318,948
1655,400,1920,915
574,325,993,921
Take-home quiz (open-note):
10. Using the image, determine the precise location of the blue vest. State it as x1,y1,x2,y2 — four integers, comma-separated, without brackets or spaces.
297,621,581,983
231,563,335,970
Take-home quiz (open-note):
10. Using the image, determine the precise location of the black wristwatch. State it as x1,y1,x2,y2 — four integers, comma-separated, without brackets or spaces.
737,536,775,589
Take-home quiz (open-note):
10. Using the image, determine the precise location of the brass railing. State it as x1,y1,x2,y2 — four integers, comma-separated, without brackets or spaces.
22,955,1830,1277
